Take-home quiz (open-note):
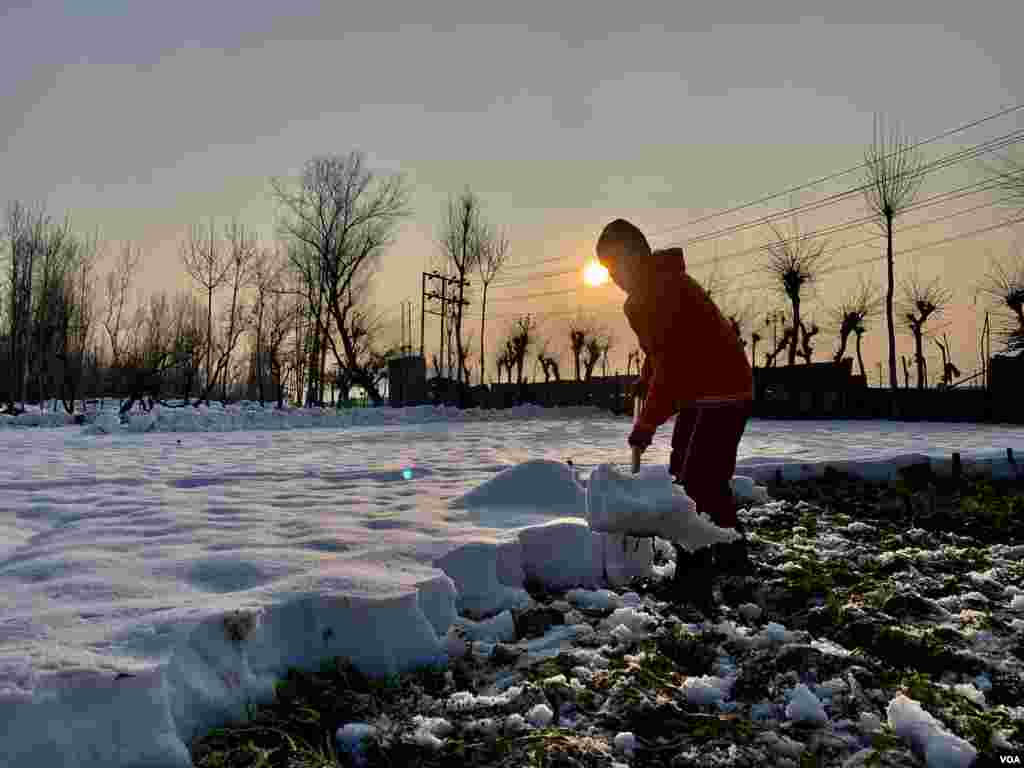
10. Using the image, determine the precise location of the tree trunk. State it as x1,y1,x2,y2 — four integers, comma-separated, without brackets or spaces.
914,329,925,390
855,333,866,378
885,214,897,391
478,282,488,387
788,298,801,366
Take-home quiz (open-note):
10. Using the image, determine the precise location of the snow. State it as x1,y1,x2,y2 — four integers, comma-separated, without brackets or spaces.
1,405,1023,767
786,683,828,725
887,693,978,767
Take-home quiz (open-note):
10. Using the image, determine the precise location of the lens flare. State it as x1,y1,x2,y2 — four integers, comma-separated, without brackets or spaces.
402,468,414,481
584,261,609,287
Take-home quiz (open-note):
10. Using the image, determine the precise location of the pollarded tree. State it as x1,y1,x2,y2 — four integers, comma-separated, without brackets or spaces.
794,320,820,365
763,216,829,366
897,270,953,390
862,114,927,390
508,314,537,385
975,245,1024,353
568,313,602,382
829,275,884,369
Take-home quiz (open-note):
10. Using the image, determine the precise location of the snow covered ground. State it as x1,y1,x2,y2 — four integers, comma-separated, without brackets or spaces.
1,402,1023,767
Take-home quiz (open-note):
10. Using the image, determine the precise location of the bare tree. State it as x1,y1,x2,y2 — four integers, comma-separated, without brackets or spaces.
764,325,796,369
198,220,255,404
438,188,485,388
795,319,820,365
4,202,50,411
583,336,603,381
934,333,961,388
102,242,142,397
168,290,205,402
975,245,1024,352
829,275,883,368
27,214,73,410
271,152,411,405
853,320,869,380
505,315,537,385
763,216,829,365
979,145,1024,214
476,226,510,386
181,221,232,403
54,231,98,414
568,313,602,382
862,114,927,390
248,245,287,406
898,270,953,389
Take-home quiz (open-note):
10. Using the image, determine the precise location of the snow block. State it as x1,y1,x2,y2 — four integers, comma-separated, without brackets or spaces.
495,540,526,587
449,459,586,514
886,693,977,768
598,532,655,587
433,542,532,619
415,573,459,637
0,664,191,768
586,464,740,551
518,520,603,591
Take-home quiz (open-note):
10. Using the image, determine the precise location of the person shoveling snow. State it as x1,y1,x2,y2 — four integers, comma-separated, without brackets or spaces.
596,218,754,610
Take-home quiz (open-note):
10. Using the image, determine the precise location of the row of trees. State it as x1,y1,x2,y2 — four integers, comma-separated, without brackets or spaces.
1,151,414,414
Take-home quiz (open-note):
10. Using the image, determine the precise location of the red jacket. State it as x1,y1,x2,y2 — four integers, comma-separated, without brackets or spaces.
626,248,752,448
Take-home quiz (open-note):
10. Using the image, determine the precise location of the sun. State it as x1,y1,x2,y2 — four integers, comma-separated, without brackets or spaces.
584,261,610,287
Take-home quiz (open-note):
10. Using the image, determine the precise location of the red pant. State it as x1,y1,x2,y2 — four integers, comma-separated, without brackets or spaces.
669,400,752,529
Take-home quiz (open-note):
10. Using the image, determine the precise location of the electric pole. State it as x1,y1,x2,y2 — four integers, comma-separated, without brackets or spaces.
421,271,470,380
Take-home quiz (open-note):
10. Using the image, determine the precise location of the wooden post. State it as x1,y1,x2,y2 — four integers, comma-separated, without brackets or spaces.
952,452,961,484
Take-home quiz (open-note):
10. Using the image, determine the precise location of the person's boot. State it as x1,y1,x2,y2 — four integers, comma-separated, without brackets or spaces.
671,544,716,616
713,522,753,576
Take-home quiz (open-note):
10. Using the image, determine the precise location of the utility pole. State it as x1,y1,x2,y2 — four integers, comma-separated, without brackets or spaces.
421,271,470,380
877,362,882,388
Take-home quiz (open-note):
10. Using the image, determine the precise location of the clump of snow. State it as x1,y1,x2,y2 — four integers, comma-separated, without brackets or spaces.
786,683,828,725
1010,595,1024,612
887,694,978,768
526,702,553,727
451,459,586,514
683,675,731,707
586,464,740,551
613,731,636,757
452,611,516,643
567,588,622,612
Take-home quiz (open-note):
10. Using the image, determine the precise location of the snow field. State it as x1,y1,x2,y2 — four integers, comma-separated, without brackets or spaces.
2,410,1024,766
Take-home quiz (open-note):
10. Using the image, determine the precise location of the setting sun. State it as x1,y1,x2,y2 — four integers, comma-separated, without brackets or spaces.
583,261,610,287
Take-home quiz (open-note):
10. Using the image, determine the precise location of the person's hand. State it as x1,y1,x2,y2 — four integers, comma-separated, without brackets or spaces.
631,445,645,474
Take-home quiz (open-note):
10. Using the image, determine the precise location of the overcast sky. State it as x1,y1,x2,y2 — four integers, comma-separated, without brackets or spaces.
3,0,1023,382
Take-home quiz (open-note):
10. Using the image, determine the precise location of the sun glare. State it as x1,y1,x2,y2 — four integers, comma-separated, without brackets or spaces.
584,261,609,287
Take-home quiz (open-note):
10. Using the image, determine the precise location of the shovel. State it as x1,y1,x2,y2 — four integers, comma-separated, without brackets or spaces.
631,393,645,474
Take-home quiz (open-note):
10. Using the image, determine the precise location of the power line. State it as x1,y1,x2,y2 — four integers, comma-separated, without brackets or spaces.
674,129,1024,252
484,186,1021,305
466,211,1024,322
644,101,1024,241
481,128,1024,294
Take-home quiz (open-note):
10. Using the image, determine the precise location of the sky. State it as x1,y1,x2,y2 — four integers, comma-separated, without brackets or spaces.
2,0,1024,384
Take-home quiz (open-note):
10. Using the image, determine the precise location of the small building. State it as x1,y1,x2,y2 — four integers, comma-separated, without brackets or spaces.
387,355,427,407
